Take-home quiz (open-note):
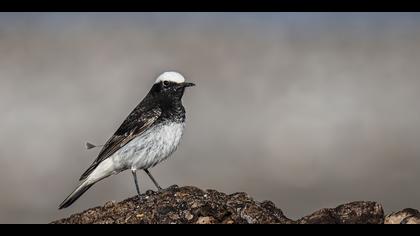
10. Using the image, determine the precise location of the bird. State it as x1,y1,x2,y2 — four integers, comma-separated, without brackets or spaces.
59,71,195,209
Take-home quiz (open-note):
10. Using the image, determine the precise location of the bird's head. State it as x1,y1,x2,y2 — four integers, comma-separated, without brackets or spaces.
150,71,195,100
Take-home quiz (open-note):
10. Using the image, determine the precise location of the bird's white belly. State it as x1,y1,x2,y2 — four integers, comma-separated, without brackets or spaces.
112,121,185,171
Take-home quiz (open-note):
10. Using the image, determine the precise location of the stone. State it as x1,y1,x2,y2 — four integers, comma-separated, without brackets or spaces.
297,201,384,224
50,185,418,224
385,208,420,224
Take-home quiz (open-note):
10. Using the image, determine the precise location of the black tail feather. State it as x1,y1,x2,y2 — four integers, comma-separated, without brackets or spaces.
59,182,93,209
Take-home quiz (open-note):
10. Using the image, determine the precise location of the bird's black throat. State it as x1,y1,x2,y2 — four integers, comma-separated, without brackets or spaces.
159,96,186,123
145,82,187,123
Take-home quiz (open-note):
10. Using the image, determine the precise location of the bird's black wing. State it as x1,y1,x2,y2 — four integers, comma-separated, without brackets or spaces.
79,105,162,181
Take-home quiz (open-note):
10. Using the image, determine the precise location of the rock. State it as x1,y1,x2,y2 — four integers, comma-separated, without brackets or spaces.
196,216,216,224
51,186,418,224
51,186,293,224
297,201,384,224
103,200,116,209
401,216,420,224
385,208,420,224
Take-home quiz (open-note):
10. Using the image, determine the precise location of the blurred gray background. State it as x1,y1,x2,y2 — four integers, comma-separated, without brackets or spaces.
0,13,420,223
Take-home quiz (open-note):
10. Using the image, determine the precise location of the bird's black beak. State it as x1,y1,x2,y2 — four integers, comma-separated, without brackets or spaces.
182,82,196,88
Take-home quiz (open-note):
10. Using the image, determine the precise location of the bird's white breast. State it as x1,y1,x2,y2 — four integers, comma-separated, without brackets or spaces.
112,121,185,171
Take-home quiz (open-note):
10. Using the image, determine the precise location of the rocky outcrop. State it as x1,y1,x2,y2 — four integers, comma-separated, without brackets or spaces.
51,185,418,224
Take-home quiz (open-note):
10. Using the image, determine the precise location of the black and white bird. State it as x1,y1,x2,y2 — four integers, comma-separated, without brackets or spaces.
59,71,195,209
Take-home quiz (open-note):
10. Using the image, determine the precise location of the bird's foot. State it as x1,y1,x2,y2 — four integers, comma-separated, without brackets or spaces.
135,193,146,203
156,186,164,192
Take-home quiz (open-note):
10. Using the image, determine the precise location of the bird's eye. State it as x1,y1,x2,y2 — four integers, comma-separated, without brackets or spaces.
163,81,169,87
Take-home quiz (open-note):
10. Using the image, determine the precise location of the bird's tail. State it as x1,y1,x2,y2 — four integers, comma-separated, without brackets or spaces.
59,180,94,210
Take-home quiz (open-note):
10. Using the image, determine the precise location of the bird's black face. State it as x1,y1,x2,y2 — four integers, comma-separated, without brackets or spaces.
150,81,195,101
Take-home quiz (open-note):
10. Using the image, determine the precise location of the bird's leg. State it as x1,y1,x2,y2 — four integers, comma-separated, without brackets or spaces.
144,169,163,192
131,169,141,200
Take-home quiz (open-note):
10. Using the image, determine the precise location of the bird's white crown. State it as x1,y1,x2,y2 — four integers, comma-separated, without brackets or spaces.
155,71,185,84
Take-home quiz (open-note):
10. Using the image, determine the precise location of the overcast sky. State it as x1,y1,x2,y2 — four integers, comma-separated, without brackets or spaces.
0,13,419,223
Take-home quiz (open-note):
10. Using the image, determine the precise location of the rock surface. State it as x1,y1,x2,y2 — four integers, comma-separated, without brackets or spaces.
297,201,384,224
385,208,420,224
51,185,417,224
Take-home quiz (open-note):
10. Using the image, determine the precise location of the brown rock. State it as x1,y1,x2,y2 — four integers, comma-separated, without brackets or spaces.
298,201,384,224
385,208,420,224
401,216,420,224
196,216,216,224
51,185,415,224
51,185,293,224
